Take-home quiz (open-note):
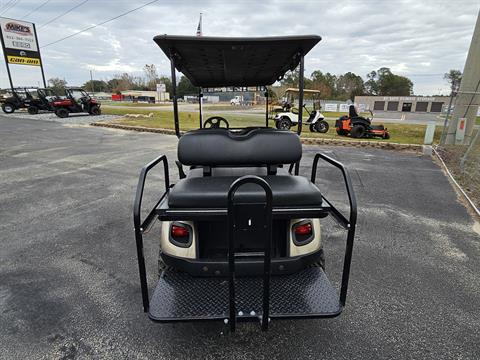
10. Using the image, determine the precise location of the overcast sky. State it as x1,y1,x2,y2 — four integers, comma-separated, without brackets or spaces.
0,0,479,95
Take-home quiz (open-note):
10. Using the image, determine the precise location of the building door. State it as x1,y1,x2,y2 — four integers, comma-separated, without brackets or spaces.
402,102,412,112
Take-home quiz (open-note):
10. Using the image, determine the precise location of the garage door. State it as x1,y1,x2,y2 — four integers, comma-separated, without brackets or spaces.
430,102,444,112
374,101,385,110
415,102,428,112
387,101,399,111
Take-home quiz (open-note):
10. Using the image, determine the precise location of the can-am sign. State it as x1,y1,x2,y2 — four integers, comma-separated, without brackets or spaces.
0,17,40,66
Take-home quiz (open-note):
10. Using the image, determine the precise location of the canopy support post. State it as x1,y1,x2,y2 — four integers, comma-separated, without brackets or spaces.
170,52,180,137
265,88,269,127
199,88,203,128
297,54,304,135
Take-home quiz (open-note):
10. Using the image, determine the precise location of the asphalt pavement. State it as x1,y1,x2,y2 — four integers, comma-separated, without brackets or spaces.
1,115,479,359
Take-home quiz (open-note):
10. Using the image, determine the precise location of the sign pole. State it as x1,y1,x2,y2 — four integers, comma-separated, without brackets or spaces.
32,23,46,87
0,25,14,90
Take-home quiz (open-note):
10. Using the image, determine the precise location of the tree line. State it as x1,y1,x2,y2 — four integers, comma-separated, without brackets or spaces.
46,64,462,100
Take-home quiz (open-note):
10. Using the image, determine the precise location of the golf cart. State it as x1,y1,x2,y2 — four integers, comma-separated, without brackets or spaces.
51,87,101,118
273,88,329,133
25,88,61,114
336,105,390,139
134,35,357,331
1,87,31,113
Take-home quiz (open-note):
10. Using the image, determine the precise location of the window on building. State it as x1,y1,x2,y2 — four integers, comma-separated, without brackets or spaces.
387,101,399,111
373,101,385,111
430,102,444,112
415,102,428,112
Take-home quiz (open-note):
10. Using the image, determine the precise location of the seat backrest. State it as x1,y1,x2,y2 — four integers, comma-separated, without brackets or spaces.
178,128,302,166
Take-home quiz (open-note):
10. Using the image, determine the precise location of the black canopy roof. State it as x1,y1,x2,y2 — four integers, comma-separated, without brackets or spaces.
153,35,321,88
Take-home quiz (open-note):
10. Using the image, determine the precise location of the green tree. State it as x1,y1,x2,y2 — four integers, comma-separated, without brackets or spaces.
177,76,198,97
336,72,364,100
365,68,413,96
83,80,109,92
444,69,462,94
48,77,67,95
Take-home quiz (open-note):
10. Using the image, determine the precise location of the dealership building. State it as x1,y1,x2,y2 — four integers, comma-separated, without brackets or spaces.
354,95,450,113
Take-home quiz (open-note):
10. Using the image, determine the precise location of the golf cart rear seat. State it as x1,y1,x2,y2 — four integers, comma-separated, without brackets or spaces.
169,128,323,208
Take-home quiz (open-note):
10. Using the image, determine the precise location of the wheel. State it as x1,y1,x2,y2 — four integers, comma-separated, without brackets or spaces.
314,120,329,133
28,106,39,115
276,117,292,130
55,108,69,118
383,132,390,140
309,124,315,132
350,124,366,138
336,129,348,136
89,106,101,115
2,103,15,114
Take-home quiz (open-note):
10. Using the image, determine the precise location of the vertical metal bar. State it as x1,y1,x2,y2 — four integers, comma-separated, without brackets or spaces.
227,193,236,332
0,26,14,90
261,196,272,331
297,54,305,135
33,24,47,88
265,88,269,127
198,88,203,128
170,53,180,137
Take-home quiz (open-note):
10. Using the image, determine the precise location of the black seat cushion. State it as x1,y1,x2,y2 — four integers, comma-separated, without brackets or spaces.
178,128,302,166
168,175,322,208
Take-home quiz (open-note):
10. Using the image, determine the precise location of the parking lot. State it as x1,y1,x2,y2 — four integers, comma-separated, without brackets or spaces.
1,115,479,359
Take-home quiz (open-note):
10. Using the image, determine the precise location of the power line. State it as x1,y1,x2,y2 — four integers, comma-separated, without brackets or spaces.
23,0,50,19
38,0,88,29
0,0,20,16
0,0,15,14
41,0,160,48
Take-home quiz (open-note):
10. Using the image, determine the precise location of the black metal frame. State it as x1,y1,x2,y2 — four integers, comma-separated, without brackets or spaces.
227,176,273,331
133,151,357,322
167,53,305,138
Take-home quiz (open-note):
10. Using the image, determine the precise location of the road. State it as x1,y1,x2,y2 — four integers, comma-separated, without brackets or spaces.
1,115,479,359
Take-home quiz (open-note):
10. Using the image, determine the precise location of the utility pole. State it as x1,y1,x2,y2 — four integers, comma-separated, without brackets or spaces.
445,10,480,145
90,70,94,94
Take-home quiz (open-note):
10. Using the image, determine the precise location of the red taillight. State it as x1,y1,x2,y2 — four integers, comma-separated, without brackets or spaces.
171,224,189,238
294,223,312,235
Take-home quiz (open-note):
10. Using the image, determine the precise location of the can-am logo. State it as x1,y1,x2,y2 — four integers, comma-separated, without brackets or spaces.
4,22,32,36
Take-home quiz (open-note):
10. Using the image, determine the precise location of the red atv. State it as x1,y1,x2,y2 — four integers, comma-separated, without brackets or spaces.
336,105,390,139
52,88,101,118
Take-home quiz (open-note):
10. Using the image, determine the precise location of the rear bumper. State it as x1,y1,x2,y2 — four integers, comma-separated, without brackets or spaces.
161,249,324,277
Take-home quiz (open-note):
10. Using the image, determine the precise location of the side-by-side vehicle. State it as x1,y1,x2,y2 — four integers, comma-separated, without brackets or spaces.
52,87,101,118
133,35,357,331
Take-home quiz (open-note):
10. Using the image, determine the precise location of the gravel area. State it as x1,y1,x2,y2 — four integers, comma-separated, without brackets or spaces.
0,110,120,125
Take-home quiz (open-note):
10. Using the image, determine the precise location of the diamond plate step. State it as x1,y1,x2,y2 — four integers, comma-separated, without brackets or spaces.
148,267,341,322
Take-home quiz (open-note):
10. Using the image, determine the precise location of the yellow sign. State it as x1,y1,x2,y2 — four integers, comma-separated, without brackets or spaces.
7,55,40,66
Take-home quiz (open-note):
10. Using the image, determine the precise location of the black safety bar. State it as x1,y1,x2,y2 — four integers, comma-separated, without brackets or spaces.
311,153,357,306
227,176,273,331
133,154,170,312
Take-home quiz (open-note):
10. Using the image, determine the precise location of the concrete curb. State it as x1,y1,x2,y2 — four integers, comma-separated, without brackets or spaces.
91,122,423,151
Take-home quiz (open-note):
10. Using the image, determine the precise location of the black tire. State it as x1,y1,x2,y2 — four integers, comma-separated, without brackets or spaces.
336,129,348,136
309,124,315,132
350,124,366,138
314,120,329,133
28,106,39,115
55,108,69,118
89,106,101,115
308,250,325,270
383,132,390,140
276,117,292,130
2,103,15,114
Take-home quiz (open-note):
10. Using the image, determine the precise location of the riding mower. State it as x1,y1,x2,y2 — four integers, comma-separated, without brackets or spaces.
1,88,30,114
26,88,60,115
133,35,357,332
273,88,329,133
336,105,390,139
51,88,101,118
